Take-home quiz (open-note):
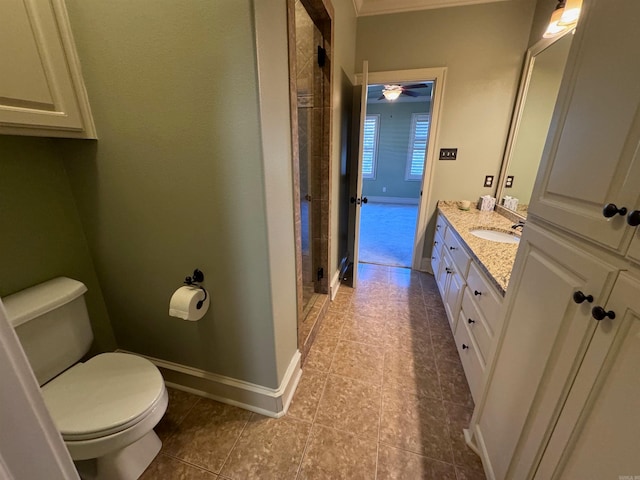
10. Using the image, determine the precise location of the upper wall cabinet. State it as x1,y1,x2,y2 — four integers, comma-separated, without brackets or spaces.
0,0,96,139
529,0,640,254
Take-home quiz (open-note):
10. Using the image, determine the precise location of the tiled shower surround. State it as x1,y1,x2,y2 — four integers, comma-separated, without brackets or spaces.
141,265,486,479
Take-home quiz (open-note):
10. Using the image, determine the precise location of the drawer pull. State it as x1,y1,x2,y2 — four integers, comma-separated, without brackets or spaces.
434,241,438,245
592,306,615,321
449,246,456,250
431,256,435,260
602,203,627,218
474,290,482,296
627,210,640,227
445,268,453,274
462,344,469,350
436,224,441,229
468,318,475,324
573,291,593,304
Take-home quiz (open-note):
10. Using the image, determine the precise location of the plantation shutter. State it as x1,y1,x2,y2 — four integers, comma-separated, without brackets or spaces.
362,114,379,179
406,113,430,180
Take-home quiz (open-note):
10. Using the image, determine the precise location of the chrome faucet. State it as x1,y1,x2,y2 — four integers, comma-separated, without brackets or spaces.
511,220,525,231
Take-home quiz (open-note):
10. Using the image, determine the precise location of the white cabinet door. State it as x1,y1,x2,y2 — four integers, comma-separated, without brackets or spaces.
478,224,617,480
626,226,640,265
529,0,640,252
535,273,640,479
0,0,95,138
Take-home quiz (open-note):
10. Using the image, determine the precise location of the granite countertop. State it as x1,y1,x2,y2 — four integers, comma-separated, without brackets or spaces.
437,201,521,295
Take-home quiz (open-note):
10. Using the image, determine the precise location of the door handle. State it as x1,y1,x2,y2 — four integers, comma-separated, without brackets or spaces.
350,197,367,206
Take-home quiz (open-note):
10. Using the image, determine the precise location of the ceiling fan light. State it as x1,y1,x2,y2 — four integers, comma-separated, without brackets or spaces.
382,85,402,100
559,0,581,25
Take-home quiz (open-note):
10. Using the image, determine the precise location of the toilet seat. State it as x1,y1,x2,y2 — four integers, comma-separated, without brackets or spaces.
42,352,165,441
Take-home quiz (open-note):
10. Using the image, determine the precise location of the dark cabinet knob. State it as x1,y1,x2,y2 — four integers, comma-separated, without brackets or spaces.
436,224,441,230
474,290,482,296
592,306,615,321
468,318,475,324
462,344,469,350
449,246,456,250
445,268,453,274
573,291,594,304
362,197,368,204
350,196,356,204
434,241,438,245
602,203,628,218
627,210,640,227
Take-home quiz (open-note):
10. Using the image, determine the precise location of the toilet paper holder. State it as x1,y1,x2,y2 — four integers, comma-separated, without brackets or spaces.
183,269,207,310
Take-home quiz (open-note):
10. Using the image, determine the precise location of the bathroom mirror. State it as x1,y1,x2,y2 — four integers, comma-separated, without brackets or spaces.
496,30,574,218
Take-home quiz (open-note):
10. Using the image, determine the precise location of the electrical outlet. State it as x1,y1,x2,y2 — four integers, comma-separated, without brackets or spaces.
484,175,494,187
439,148,458,160
505,175,514,188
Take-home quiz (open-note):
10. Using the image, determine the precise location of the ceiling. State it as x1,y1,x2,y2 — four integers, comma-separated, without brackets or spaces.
352,0,513,16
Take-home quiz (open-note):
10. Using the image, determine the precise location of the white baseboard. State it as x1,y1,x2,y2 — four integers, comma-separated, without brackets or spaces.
473,425,496,480
365,196,419,205
118,349,302,418
330,269,342,300
421,257,433,274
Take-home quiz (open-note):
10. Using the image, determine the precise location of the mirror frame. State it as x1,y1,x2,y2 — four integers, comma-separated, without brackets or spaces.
496,28,575,220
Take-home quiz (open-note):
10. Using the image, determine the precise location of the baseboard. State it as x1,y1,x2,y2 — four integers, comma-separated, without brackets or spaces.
365,196,419,205
330,269,342,300
421,257,433,274
117,349,302,418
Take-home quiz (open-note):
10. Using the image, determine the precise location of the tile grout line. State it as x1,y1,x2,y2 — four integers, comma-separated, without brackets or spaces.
216,412,252,478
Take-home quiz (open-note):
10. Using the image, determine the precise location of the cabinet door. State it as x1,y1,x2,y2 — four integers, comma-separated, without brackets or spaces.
0,0,95,138
443,264,464,331
535,273,640,479
626,227,640,265
478,224,617,480
529,0,640,252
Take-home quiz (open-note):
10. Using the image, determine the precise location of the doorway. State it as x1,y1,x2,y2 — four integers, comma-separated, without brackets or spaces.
358,82,433,268
347,67,446,287
287,0,333,356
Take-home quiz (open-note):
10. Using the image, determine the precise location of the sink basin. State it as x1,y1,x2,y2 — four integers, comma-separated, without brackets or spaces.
469,229,520,244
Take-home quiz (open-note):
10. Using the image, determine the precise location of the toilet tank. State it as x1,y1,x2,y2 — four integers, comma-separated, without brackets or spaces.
2,277,94,386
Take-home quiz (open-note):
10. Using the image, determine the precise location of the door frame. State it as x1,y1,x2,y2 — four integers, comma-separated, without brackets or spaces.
355,67,447,271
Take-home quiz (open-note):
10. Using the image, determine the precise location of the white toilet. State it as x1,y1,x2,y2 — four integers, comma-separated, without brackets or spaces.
3,277,168,480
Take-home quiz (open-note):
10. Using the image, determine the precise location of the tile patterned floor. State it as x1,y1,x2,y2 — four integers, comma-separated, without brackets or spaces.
142,264,486,479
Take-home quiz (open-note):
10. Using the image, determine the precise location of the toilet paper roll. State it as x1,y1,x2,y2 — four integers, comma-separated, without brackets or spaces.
169,286,209,321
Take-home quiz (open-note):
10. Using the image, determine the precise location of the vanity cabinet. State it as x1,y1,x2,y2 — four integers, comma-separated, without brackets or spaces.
0,0,96,138
529,0,640,255
470,1,640,478
432,212,503,402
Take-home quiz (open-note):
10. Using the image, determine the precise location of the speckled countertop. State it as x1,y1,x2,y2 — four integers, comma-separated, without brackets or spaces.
437,201,521,295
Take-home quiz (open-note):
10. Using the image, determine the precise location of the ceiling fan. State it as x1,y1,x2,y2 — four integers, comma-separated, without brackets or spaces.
379,83,429,100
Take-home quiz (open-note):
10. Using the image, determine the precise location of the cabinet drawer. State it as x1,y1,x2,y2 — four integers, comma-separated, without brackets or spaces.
435,214,448,239
466,261,502,333
444,228,471,277
461,287,492,364
455,309,485,403
444,258,465,331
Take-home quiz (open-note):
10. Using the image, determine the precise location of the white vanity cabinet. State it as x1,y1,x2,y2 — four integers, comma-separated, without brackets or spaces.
0,0,96,138
432,211,504,402
470,1,640,478
529,0,640,255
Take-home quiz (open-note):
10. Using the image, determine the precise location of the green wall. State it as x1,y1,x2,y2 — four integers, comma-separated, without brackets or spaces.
58,0,288,388
363,101,430,200
356,0,536,262
0,136,116,353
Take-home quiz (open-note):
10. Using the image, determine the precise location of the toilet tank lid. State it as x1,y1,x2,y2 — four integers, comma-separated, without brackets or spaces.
2,277,88,328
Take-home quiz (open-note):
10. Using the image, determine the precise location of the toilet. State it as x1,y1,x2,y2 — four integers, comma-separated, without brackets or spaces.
3,277,168,480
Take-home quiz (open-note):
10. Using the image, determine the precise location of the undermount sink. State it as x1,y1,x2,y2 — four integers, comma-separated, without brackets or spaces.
469,228,520,244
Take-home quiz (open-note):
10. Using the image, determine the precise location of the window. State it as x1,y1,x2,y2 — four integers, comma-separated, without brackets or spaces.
362,114,380,179
405,113,430,181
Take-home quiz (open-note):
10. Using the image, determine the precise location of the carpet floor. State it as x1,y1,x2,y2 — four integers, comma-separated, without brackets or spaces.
359,202,418,267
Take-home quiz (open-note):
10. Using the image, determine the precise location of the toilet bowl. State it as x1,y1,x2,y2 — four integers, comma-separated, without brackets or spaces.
3,277,168,480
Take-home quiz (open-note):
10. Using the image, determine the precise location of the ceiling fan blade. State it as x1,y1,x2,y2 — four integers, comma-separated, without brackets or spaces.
402,90,420,97
403,83,427,90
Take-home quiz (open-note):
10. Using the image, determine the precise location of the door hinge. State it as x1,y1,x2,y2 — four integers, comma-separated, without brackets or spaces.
317,267,324,281
317,46,326,68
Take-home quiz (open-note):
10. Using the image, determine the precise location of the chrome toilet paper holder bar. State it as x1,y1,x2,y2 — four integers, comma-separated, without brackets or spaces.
183,269,208,309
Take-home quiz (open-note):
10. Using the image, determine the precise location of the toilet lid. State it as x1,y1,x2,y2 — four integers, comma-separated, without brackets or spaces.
42,353,165,440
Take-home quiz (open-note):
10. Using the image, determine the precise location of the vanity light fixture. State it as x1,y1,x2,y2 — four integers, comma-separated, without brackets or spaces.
382,85,402,100
559,0,582,26
544,1,568,38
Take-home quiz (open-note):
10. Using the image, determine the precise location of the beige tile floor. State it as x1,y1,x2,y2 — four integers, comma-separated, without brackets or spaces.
142,264,486,479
